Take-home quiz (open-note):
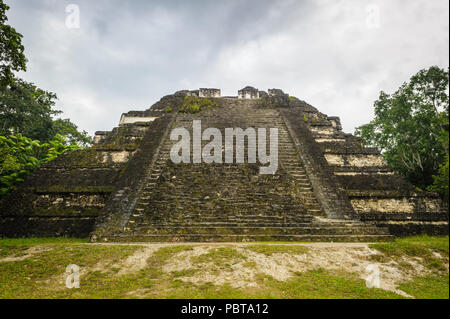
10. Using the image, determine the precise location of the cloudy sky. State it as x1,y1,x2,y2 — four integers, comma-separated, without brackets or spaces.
5,0,449,135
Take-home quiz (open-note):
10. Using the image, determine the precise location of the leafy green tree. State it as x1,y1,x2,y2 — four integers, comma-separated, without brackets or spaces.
51,118,91,147
0,1,89,197
1,2,91,146
0,1,26,86
1,78,58,140
355,66,449,191
0,77,91,145
428,155,449,203
0,134,80,197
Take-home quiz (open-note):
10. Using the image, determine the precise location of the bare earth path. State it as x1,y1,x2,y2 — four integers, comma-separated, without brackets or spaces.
86,242,446,298
0,238,448,299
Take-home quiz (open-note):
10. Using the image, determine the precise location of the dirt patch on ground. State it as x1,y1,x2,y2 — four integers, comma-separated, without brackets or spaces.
19,242,446,298
158,243,440,298
0,245,52,262
296,246,422,297
116,245,162,275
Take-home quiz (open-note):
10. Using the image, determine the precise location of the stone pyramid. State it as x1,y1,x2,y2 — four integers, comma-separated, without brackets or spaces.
0,87,447,242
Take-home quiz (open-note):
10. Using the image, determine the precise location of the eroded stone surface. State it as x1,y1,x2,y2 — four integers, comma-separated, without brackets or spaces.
0,88,447,239
351,198,415,213
325,154,386,167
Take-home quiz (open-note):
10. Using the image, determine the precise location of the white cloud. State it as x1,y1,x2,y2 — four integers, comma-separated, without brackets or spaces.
4,0,449,135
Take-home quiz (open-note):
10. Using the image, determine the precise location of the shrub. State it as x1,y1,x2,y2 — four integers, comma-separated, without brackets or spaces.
428,155,449,203
0,134,80,197
179,96,217,114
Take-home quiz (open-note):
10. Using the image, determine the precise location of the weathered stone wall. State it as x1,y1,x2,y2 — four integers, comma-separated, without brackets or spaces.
0,94,181,238
0,88,447,239
92,110,178,238
92,98,316,241
93,131,109,144
325,154,386,167
199,88,221,98
301,104,448,236
280,107,357,220
238,86,260,99
119,115,158,125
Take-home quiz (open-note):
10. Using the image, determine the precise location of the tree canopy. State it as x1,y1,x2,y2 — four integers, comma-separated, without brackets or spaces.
0,1,91,196
0,1,91,146
0,77,91,145
0,1,26,86
355,66,449,198
0,134,80,197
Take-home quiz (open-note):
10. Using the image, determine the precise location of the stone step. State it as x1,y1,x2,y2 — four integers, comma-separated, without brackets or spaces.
138,193,297,200
304,207,322,213
280,159,301,163
169,214,315,221
126,226,390,236
306,209,323,215
290,173,308,177
284,167,306,171
134,208,307,215
136,201,305,208
294,180,312,184
132,222,318,228
101,104,354,242
303,200,320,205
297,191,316,196
284,163,304,167
279,153,299,156
141,215,313,226
136,195,302,201
105,233,394,243
296,182,313,187
278,154,298,160
304,203,322,209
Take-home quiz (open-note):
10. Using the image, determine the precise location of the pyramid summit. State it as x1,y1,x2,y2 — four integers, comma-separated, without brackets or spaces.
0,87,448,242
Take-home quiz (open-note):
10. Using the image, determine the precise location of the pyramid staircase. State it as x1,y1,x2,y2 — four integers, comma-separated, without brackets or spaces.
98,99,392,242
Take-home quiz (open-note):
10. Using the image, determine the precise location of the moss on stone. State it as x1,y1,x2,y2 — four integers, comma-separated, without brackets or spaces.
34,186,115,194
31,207,102,217
179,96,217,114
57,149,105,167
346,189,409,197
132,122,153,126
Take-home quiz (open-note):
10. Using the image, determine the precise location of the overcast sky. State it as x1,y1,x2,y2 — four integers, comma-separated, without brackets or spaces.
5,0,449,135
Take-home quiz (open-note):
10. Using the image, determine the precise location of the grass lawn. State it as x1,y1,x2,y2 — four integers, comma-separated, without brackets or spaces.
0,236,448,299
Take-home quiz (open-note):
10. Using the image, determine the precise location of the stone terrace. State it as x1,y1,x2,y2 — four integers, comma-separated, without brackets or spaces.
0,88,447,241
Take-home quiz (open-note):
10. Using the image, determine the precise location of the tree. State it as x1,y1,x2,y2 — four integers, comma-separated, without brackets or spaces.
355,66,449,191
0,78,58,140
0,1,26,86
0,134,80,197
51,118,91,147
429,155,449,203
1,2,91,146
0,77,91,146
0,1,90,196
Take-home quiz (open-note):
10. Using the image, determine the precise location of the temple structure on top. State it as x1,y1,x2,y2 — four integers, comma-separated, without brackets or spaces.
238,86,260,99
0,87,448,241
199,88,221,98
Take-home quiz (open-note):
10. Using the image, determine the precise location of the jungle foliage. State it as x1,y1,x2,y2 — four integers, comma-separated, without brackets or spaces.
355,66,449,201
